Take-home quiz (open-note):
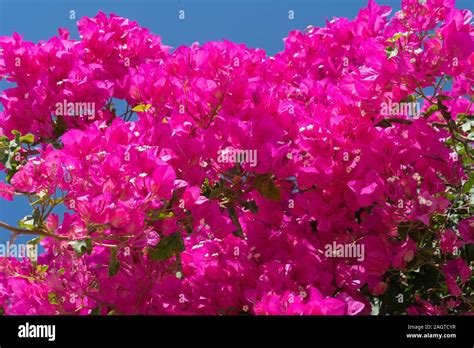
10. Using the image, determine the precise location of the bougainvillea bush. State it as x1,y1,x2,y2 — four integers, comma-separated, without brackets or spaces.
0,0,472,315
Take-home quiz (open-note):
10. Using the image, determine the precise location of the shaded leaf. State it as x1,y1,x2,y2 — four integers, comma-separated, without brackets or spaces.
253,174,281,201
108,247,120,277
69,238,93,257
149,232,184,261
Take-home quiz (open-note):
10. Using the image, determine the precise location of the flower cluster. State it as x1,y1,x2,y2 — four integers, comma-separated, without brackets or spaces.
0,0,472,315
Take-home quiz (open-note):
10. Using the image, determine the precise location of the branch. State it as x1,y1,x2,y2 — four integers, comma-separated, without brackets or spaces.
0,221,68,240
387,117,413,125
387,118,448,128
438,100,474,160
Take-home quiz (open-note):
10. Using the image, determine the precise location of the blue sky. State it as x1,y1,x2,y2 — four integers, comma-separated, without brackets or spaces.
0,0,406,55
0,0,473,250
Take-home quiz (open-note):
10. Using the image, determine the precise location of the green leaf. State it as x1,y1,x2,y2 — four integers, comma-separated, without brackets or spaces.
132,104,152,112
90,307,101,315
19,134,35,144
456,113,467,124
387,32,408,43
148,232,184,261
48,292,59,305
412,264,440,291
36,264,48,274
385,45,399,59
158,211,174,219
253,174,281,201
5,169,15,183
209,185,225,199
108,247,120,277
380,276,407,314
27,236,42,246
463,177,474,194
461,122,471,133
424,104,438,117
242,200,258,214
227,205,244,237
397,222,410,240
8,141,17,152
375,119,393,128
69,238,93,257
403,94,417,103
445,193,457,201
462,244,474,262
437,94,452,102
3,147,20,171
53,116,68,138
18,215,35,230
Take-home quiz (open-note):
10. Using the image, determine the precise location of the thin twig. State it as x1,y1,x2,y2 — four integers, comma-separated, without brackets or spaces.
0,221,68,240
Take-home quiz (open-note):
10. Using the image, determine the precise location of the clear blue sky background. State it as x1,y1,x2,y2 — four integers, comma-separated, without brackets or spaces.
0,0,472,252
